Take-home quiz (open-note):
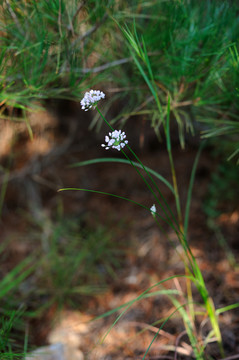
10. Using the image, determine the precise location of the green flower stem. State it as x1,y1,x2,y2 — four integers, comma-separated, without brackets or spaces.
168,148,183,228
164,97,183,229
96,107,114,131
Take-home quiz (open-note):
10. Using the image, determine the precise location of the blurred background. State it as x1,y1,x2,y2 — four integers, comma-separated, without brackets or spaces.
0,1,239,359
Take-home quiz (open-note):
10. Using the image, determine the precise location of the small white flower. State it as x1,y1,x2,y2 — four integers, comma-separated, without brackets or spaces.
101,130,128,151
81,89,105,111
150,204,156,215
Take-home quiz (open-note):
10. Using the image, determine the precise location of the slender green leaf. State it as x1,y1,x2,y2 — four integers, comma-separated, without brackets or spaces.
71,158,175,194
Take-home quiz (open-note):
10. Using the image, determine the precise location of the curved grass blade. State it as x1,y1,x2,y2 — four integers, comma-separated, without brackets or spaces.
91,289,180,323
216,302,239,315
58,187,172,225
95,274,187,345
70,158,175,194
167,295,202,359
142,302,196,360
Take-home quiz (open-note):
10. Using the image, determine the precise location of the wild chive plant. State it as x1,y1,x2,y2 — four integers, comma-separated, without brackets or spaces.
59,88,239,359
1,1,238,358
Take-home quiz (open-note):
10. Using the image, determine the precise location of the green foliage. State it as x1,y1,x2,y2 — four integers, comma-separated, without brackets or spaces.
0,0,112,109
0,216,123,354
0,257,34,299
108,1,239,149
0,250,34,359
0,310,28,359
28,216,123,308
1,0,239,155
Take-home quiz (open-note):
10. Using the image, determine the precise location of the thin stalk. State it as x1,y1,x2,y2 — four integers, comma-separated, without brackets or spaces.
96,107,114,131
165,97,183,228
168,149,183,227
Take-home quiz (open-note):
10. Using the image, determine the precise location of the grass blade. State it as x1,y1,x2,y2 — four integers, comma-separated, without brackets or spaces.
71,158,175,194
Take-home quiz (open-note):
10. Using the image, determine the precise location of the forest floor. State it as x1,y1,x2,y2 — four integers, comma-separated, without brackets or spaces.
1,106,239,359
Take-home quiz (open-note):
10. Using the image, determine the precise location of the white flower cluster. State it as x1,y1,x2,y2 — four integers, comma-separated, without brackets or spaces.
101,130,128,151
81,90,105,111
